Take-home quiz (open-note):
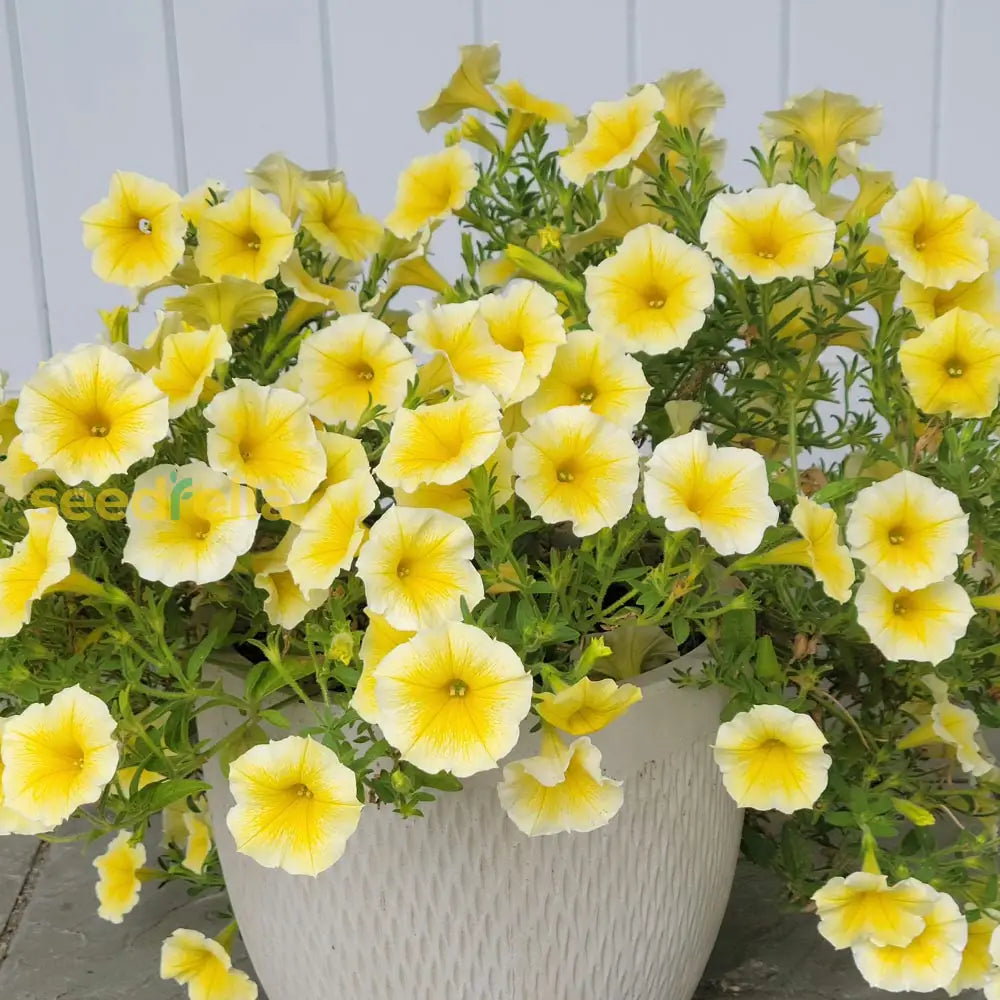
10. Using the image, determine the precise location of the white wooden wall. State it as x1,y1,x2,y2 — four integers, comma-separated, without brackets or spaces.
0,0,994,387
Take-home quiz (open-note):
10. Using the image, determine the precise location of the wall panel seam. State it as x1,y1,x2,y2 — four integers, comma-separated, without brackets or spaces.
161,0,189,192
778,0,791,101
318,0,338,167
929,0,945,179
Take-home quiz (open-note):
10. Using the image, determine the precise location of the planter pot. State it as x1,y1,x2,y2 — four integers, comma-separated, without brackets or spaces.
200,643,742,1000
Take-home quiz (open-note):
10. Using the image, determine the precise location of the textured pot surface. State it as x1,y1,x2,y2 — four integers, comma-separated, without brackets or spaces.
201,644,742,1000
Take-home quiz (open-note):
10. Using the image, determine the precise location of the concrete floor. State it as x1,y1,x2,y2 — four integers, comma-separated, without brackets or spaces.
0,833,901,1000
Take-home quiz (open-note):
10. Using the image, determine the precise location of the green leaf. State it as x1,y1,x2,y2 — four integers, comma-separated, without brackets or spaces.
812,478,869,504
129,779,211,815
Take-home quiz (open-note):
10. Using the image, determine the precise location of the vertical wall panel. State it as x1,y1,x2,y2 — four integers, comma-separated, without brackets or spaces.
16,0,179,352
635,0,785,189
173,0,331,191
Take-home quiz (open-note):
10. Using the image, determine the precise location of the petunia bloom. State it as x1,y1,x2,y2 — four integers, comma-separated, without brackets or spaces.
761,89,882,162
94,831,145,924
164,277,278,334
252,531,329,630
351,609,415,726
0,716,51,835
161,928,258,1000
789,495,855,602
418,43,501,130
0,433,50,502
948,916,997,995
279,431,371,524
181,811,213,875
901,273,1000,330
150,324,232,418
385,146,478,239
534,677,642,735
298,178,382,261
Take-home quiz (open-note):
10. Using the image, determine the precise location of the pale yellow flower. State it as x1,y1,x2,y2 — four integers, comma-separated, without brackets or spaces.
559,84,662,185
846,471,968,591
498,729,624,836
713,704,831,813
375,387,502,491
645,429,778,555
246,150,338,219
81,171,186,286
150,325,232,418
179,178,227,227
497,80,574,148
902,273,1000,330
16,344,169,486
534,677,642,735
584,223,715,355
701,185,835,284
512,405,640,537
94,831,145,924
784,495,856,602
0,717,51,835
386,146,478,239
164,277,278,334
1,685,119,826
204,380,326,506
161,928,258,1000
124,462,258,586
280,431,371,524
812,872,937,950
194,187,295,282
351,610,415,726
880,179,988,290
299,178,382,260
762,90,882,162
356,505,484,630
181,811,213,875
252,531,328,629
947,916,997,995
562,177,663,255
374,622,532,777
296,313,416,426
0,434,50,502
852,890,968,994
227,735,362,876
277,250,360,315
418,43,501,130
521,329,650,428
655,69,725,132
114,765,165,799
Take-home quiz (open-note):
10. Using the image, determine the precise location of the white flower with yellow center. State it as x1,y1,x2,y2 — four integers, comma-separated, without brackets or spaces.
279,431,371,524
124,462,259,586
385,146,478,239
374,622,532,777
150,324,232,418
0,433,50,502
351,609,415,726
227,735,363,877
252,531,328,630
181,811,213,875
0,717,52,836
948,916,997,995
355,505,484,631
93,831,145,924
160,928,258,1000
534,677,643,735
790,495,856,602
298,178,382,261
901,273,1000,330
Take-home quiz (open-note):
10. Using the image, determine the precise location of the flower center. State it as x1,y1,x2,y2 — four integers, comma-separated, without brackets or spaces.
912,226,929,251
90,423,110,438
448,679,468,698
246,231,262,251
753,236,781,260
945,356,965,378
892,597,910,616
887,526,906,545
239,442,254,462
291,782,314,800
577,385,597,404
646,293,667,309
355,363,375,381
396,560,411,578
137,217,153,235
556,466,575,483
189,516,212,541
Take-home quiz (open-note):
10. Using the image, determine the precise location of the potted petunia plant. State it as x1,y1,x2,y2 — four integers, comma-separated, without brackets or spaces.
3,39,1000,1000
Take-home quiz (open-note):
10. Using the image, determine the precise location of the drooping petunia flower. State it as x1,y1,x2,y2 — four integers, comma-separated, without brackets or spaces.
181,810,213,875
700,184,836,284
417,43,501,130
375,387,502,491
644,429,779,555
584,223,715,355
161,928,258,1000
194,187,295,283
296,313,417,427
713,703,831,813
0,433,51,502
252,530,329,630
788,495,856,602
298,178,382,261
93,831,145,924
16,344,169,486
521,329,651,429
81,171,186,286
1,685,119,827
374,622,532,777
559,84,662,185
497,728,624,836
246,150,339,220
124,461,259,586
277,250,361,316
279,431,371,524
901,273,1000,330
654,68,725,132
534,676,642,735
355,505,484,631
947,916,997,995
204,380,326,506
226,735,363,877
812,872,937,950
497,79,574,149
179,177,227,228
761,89,882,162
880,179,988,290
0,717,51,835
562,178,663,256
164,277,278,334
0,506,75,637
899,307,1000,419
512,405,640,537
385,145,478,239
351,609,415,726
150,324,232,418
845,470,968,592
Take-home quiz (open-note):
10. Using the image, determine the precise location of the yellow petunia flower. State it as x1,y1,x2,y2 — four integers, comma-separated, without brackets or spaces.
355,504,484,631
761,89,882,163
179,178,227,227
150,325,232,418
204,380,326,506
280,431,370,524
899,307,1000,419
655,68,725,132
845,470,968,592
497,79,574,124
0,717,51,835
700,184,836,284
247,150,339,220
161,928,258,1000
497,729,624,836
1,684,119,827
948,916,997,995
418,43,501,130
181,811,213,875
0,433,47,504
584,223,715,355
298,178,382,261
375,387,502,491
534,676,642,735
812,872,937,950
478,280,567,403
16,344,169,486
252,531,328,630
374,622,532,777
351,609,415,726
194,187,295,283
644,429,779,555
880,179,988,290
901,273,1000,330
852,890,967,994
512,405,640,537
385,145,478,239
296,313,416,427
164,277,278,334
713,703,831,813
93,831,145,924
81,171,186,286
844,167,896,226
563,178,662,256
0,506,75,637
787,496,856,602
408,301,524,402
124,461,258,586
227,735,363,877
277,250,361,318
559,84,662,185
521,328,650,429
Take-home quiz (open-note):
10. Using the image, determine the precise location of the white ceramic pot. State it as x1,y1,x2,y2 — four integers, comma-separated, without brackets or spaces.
201,643,742,1000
